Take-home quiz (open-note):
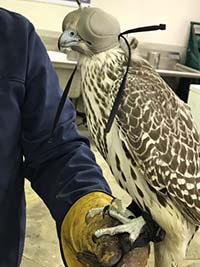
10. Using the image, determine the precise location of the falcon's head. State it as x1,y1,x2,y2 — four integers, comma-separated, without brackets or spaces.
58,7,121,56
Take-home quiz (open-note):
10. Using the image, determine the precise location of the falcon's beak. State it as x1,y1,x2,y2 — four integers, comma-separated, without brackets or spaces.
58,29,80,52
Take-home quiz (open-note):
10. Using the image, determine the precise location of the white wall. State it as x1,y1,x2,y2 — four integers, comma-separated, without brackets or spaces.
0,0,199,48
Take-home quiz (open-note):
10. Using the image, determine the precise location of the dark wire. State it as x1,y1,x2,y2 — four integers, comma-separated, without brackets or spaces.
105,34,131,133
120,24,166,35
49,65,77,141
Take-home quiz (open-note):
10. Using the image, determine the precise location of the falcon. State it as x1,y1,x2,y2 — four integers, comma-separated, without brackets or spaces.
57,3,200,267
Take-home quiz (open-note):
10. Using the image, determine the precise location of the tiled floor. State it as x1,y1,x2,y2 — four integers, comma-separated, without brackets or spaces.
21,143,200,267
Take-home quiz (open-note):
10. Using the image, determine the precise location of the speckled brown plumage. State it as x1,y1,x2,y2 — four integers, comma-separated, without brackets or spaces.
116,62,200,225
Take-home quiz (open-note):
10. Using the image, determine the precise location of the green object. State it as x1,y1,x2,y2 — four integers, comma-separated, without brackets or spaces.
186,21,200,70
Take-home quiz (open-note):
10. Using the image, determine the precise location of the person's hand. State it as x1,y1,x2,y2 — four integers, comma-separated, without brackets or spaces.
61,192,150,267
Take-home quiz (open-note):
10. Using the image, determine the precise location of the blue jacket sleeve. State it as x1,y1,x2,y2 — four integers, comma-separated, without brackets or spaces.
22,23,111,229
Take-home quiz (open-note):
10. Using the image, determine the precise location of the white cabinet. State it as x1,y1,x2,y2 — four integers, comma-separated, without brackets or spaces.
47,51,81,99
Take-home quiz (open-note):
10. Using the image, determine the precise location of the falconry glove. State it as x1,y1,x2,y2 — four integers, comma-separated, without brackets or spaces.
61,192,150,267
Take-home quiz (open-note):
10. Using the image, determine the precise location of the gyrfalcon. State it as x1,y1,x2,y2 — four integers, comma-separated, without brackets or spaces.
57,4,200,267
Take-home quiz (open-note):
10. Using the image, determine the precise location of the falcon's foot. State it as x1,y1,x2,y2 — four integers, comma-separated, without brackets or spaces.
86,199,146,244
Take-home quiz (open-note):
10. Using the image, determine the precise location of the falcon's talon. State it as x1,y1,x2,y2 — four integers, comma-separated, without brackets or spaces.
85,207,104,224
107,209,132,224
102,204,111,218
106,198,136,220
94,216,146,244
92,233,97,244
86,198,135,224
